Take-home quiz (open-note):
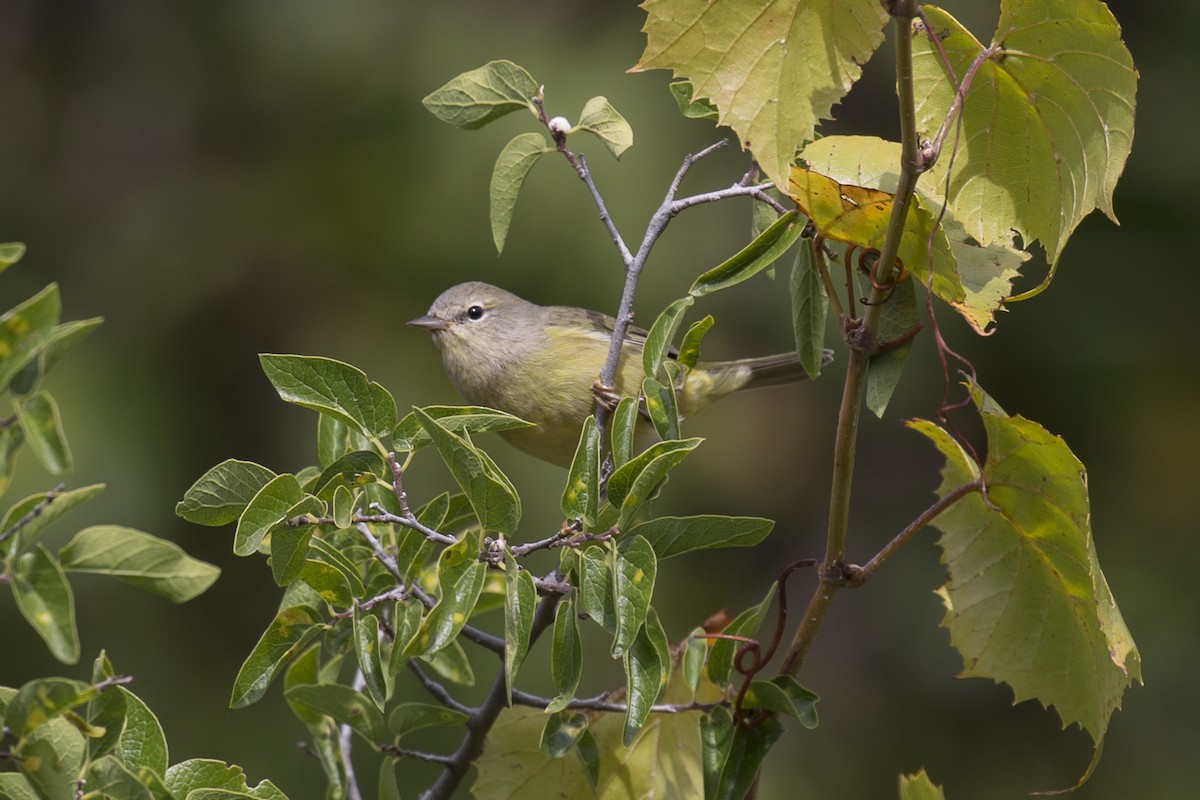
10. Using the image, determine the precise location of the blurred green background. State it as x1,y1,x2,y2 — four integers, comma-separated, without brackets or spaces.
0,1,1193,797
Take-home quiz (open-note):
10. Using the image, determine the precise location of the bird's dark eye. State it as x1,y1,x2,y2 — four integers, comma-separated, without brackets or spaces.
466,305,485,321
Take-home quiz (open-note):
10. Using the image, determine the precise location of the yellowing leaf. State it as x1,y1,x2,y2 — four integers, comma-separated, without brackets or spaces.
634,0,889,189
911,385,1141,749
912,1,1137,271
800,136,1029,333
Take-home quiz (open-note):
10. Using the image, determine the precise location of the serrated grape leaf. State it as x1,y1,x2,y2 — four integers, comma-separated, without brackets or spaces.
422,60,540,130
59,526,219,603
576,96,633,159
910,387,1141,747
490,132,550,254
800,135,1029,333
634,0,889,189
911,0,1137,271
899,768,946,800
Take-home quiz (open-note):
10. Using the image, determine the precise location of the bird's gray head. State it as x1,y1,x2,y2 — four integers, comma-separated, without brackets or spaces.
407,282,545,389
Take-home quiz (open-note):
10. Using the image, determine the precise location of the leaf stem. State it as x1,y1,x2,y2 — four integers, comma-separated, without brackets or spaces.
420,585,562,800
857,481,981,579
781,0,926,679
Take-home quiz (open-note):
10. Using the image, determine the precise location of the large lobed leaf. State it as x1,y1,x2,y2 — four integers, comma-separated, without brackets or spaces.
634,0,889,189
912,0,1137,269
911,386,1141,747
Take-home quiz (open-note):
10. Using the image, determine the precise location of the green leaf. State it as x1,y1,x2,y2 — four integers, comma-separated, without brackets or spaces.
701,705,784,800
579,544,616,634
560,416,600,527
419,638,476,686
668,80,719,120
387,702,468,739
331,485,355,528
259,354,396,440
353,607,386,709
87,755,155,800
413,406,521,535
708,582,776,687
865,274,916,418
2,484,104,560
622,608,669,745
388,599,424,675
575,95,633,158
307,537,366,597
634,1,889,188
393,405,533,453
610,397,640,469
547,596,582,714
14,391,71,474
742,675,819,728
899,769,946,800
790,236,828,379
233,473,306,556
317,413,371,468
912,388,1141,747
0,284,60,394
912,1,1137,267
0,774,38,800
176,459,277,526
230,605,325,708
641,296,694,379
283,644,324,726
5,678,95,738
490,132,550,254
0,241,26,271
643,372,680,442
309,450,385,501
540,711,589,758
116,687,168,776
164,760,287,800
422,60,539,129
626,514,774,559
39,317,103,378
503,551,536,704
611,535,656,659
606,438,702,528
283,684,387,745
10,544,78,663
676,315,714,369
689,210,805,297
404,533,487,657
20,716,87,800
58,526,220,602
0,425,25,496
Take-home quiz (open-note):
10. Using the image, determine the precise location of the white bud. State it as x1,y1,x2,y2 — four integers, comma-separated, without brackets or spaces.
547,116,572,135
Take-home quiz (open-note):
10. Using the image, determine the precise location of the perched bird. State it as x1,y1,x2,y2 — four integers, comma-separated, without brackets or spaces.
408,281,829,467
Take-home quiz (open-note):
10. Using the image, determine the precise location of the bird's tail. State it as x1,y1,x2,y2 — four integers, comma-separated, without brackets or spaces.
680,349,834,416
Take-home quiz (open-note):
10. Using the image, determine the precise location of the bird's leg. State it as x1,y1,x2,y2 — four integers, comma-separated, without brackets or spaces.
590,379,622,411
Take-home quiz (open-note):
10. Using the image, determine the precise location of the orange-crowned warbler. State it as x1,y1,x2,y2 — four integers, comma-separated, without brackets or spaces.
409,281,829,466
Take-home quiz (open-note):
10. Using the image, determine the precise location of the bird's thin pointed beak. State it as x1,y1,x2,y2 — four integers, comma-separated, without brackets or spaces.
408,314,450,332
